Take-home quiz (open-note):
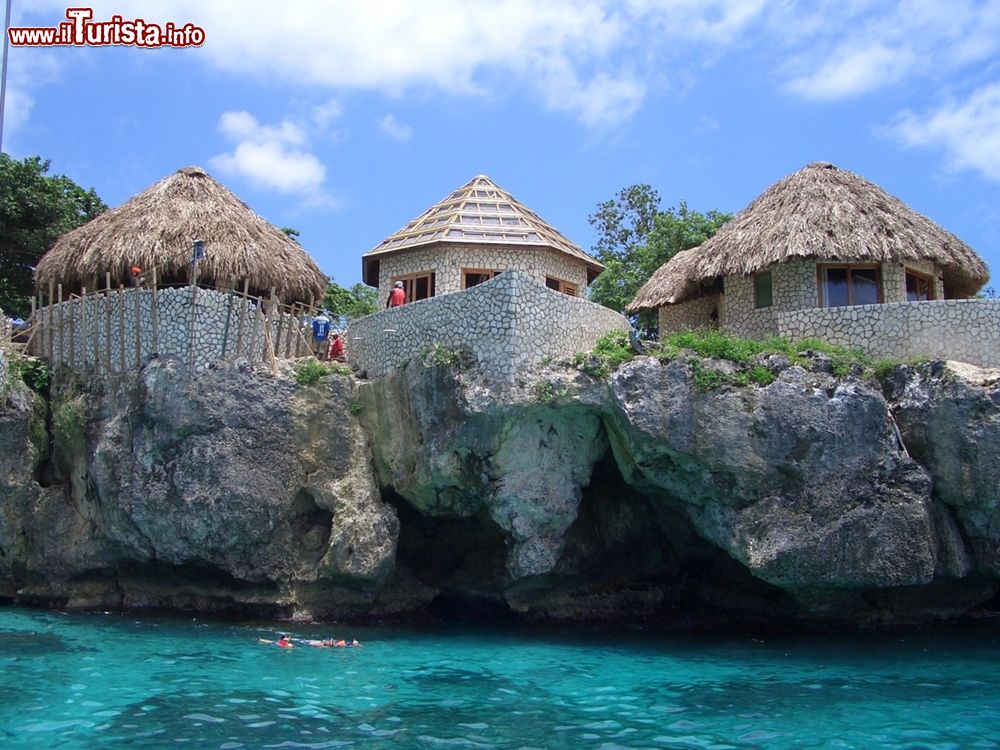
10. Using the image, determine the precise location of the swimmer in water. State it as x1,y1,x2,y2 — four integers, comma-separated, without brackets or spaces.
258,633,295,648
299,638,361,648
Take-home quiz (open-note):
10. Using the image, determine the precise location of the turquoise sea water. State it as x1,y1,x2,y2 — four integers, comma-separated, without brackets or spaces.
1,607,999,749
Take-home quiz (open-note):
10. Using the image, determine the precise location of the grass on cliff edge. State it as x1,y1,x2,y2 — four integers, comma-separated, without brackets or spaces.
572,329,903,388
293,359,351,385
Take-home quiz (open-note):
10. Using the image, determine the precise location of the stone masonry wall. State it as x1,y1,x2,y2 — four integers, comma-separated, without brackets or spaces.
776,299,1000,368
720,260,949,340
721,261,817,339
658,294,720,334
375,244,590,307
348,270,630,380
880,260,945,303
32,287,311,374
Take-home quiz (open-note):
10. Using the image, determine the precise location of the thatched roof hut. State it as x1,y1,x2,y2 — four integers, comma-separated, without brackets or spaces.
629,162,988,311
362,174,604,288
35,166,328,305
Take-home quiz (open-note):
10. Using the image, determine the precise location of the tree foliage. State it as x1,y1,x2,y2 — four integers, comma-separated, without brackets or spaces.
0,155,107,317
322,277,378,321
588,184,731,336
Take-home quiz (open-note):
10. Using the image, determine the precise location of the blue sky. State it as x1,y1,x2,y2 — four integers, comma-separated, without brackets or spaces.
6,0,1000,290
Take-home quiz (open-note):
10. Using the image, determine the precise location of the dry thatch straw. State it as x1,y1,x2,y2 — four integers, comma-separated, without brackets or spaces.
35,166,328,305
629,162,989,311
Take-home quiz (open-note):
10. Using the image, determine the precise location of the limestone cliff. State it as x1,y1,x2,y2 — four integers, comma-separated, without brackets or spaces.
1,350,998,629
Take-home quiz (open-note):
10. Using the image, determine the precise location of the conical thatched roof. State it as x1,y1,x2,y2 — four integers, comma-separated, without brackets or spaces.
362,175,604,286
35,166,328,304
628,248,705,310
629,162,989,311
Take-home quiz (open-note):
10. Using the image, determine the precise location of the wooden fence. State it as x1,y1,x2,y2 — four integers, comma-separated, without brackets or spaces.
27,274,324,377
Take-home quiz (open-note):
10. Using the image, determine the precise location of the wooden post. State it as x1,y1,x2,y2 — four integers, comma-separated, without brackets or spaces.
265,288,278,376
134,285,142,369
151,268,159,356
221,278,235,359
80,287,87,369
249,293,262,366
28,296,36,357
91,288,99,373
284,304,294,359
235,280,249,360
275,302,287,360
118,285,126,373
104,273,112,375
68,288,76,370
57,284,64,369
188,265,199,371
47,281,54,365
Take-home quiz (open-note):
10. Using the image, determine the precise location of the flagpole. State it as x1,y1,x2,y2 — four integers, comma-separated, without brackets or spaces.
0,0,12,154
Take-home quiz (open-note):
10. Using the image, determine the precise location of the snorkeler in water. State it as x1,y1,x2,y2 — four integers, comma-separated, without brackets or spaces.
299,638,361,648
257,634,295,648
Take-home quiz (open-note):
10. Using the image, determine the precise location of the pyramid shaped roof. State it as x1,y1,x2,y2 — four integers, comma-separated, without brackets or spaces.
363,175,603,286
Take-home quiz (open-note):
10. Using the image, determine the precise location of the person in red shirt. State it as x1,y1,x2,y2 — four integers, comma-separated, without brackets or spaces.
328,332,345,360
387,281,406,308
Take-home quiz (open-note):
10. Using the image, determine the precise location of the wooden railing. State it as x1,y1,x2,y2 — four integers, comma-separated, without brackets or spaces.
27,274,324,376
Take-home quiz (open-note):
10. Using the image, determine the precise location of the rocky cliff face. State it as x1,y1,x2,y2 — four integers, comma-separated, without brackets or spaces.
1,351,998,629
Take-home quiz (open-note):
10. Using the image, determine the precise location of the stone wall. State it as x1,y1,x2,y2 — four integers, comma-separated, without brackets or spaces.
31,286,312,374
721,261,817,339
374,243,590,307
348,270,630,380
658,294,720,334
776,299,1000,368
721,260,949,339
0,309,10,345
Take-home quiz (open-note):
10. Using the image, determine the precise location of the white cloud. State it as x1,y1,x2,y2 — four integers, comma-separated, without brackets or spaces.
43,0,763,130
218,111,306,146
785,42,915,101
13,0,999,143
210,110,328,198
2,51,61,147
889,84,1000,182
378,114,413,141
311,98,343,129
776,0,1000,101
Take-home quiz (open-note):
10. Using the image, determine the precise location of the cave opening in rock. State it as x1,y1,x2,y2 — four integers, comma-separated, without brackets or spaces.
288,489,334,562
511,456,797,628
383,489,514,622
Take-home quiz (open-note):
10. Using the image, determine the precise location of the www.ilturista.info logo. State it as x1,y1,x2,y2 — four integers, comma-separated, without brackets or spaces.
8,7,205,48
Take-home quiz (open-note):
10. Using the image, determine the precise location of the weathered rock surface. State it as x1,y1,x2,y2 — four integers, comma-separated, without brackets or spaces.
2,357,397,615
1,351,999,629
885,361,1000,575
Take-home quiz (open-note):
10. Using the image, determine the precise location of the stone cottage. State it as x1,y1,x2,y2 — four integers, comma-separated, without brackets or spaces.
629,162,998,367
35,166,327,305
29,166,329,375
361,175,605,306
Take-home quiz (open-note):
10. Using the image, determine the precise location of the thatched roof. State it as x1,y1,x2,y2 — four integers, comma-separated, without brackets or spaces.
35,166,328,304
629,162,989,311
362,175,604,287
628,248,705,310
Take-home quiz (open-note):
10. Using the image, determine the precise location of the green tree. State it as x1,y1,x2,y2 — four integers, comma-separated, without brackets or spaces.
589,185,730,336
0,155,107,317
322,277,378,321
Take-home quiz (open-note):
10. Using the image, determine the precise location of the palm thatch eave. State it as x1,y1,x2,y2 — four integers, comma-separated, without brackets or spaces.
34,166,328,305
630,162,989,310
